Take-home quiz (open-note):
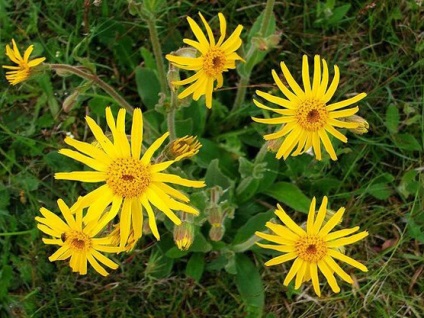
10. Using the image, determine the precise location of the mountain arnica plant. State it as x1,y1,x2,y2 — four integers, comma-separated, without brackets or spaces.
1,0,423,317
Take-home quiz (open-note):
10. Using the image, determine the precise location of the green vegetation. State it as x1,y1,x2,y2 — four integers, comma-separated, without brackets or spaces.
0,0,423,317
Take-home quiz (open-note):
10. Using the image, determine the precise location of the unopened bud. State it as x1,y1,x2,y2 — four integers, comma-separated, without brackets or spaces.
164,135,201,161
62,90,80,113
167,65,180,92
207,206,223,227
345,115,369,134
108,224,138,253
266,137,284,153
209,225,225,241
173,222,195,251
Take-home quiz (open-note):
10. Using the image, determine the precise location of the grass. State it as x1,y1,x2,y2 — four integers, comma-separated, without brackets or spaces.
1,0,423,317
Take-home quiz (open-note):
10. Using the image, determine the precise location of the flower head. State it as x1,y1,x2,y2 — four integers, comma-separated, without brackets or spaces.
173,221,195,251
55,107,205,247
108,224,138,253
35,199,121,276
256,196,368,296
164,135,202,161
252,55,367,160
166,12,243,108
3,39,45,85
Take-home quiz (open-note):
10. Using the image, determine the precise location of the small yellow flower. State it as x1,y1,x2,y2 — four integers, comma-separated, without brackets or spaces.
3,39,45,85
256,196,368,296
166,13,244,108
35,199,121,276
164,135,201,161
55,107,205,247
108,224,138,253
173,221,195,251
253,55,367,160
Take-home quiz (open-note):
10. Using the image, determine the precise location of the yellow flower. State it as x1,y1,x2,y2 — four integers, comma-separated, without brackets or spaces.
166,12,243,108
55,107,205,246
256,196,368,296
108,224,138,253
164,135,201,161
173,221,195,251
252,55,367,160
35,199,121,276
2,39,45,85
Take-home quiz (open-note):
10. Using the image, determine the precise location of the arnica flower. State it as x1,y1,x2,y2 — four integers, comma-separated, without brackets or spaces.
173,221,195,251
256,196,368,296
166,12,243,108
55,107,205,247
36,199,121,276
2,39,46,85
252,55,367,160
164,135,202,161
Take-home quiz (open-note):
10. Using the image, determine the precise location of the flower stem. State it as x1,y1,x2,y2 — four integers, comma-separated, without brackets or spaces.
0,229,35,236
167,90,178,140
232,0,275,112
232,234,261,253
146,17,169,95
48,64,134,114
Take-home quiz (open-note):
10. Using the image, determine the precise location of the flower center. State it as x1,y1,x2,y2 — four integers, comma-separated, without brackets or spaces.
295,235,328,263
203,47,227,77
106,157,151,198
295,99,329,131
63,231,92,252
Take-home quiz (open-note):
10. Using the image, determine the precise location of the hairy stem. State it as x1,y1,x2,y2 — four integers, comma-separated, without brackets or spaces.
49,64,134,114
146,17,169,95
232,0,275,112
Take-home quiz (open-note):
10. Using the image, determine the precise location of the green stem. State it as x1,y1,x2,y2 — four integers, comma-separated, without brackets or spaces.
167,107,177,140
232,0,275,112
0,229,35,236
48,64,134,114
232,234,261,253
146,17,169,95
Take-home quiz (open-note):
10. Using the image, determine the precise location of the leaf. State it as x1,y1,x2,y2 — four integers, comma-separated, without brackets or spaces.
235,254,264,314
236,177,260,203
232,210,274,245
397,170,420,199
185,253,204,282
204,159,234,191
0,265,13,298
140,47,156,70
135,66,161,109
386,104,400,134
394,134,422,151
262,182,311,213
367,183,393,200
326,4,351,25
175,118,193,136
189,232,212,253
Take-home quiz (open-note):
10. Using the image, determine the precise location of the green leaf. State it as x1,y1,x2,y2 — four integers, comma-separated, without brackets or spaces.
140,47,157,71
386,104,400,134
394,133,422,151
236,177,260,203
204,159,234,191
232,210,274,245
0,265,12,298
397,170,420,199
165,247,188,259
262,182,311,213
235,254,264,314
189,232,212,253
175,118,193,136
38,74,59,117
326,4,351,25
185,253,204,282
367,183,393,200
135,66,161,109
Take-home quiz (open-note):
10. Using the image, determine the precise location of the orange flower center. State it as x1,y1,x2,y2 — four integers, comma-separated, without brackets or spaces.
295,235,328,263
106,157,151,198
203,47,227,77
296,99,329,131
62,231,92,252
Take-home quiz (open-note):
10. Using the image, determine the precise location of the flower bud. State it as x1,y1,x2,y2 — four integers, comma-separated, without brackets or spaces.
345,115,369,134
207,205,223,227
209,225,225,241
164,135,201,161
62,90,80,113
173,222,195,251
108,224,138,253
